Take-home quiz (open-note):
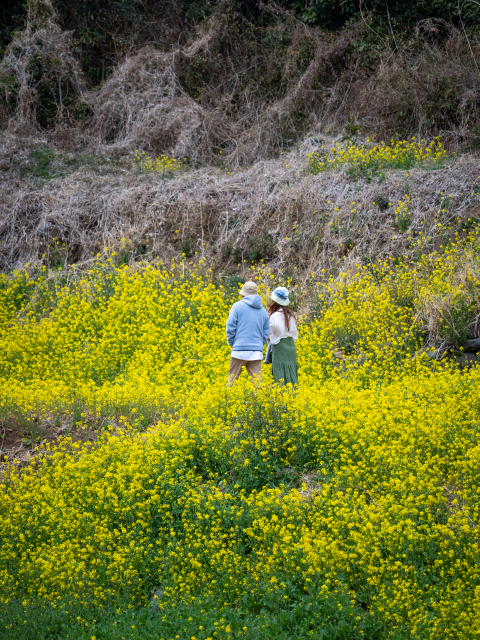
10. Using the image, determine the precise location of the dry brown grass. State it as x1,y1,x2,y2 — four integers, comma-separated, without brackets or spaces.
2,131,480,279
81,5,363,165
3,1,480,155
84,11,228,162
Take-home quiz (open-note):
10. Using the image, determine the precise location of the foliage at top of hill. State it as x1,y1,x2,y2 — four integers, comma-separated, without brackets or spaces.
2,0,480,70
2,0,480,156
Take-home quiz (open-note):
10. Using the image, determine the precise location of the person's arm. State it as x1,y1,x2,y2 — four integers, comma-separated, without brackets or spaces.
226,304,238,347
291,316,298,341
263,310,270,344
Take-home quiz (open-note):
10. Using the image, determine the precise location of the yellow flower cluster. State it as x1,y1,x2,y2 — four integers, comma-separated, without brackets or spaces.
394,194,411,232
133,150,186,174
308,137,449,176
1,247,480,638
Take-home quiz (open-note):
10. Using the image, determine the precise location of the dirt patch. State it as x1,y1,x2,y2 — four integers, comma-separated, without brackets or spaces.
0,415,101,477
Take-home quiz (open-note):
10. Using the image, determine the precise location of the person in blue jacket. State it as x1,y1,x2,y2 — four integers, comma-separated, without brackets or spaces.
225,280,270,386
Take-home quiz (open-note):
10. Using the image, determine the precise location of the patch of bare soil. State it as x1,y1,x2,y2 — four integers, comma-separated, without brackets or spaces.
0,415,101,477
0,412,165,480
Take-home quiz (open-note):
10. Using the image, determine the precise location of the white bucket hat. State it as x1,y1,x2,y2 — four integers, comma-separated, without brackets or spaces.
271,286,290,306
239,281,258,296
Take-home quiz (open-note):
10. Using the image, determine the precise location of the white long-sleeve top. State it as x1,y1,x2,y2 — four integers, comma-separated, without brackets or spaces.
269,310,298,345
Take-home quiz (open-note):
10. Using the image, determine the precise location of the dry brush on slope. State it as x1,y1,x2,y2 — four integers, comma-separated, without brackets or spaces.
2,134,480,278
0,0,85,132
3,2,480,276
4,1,480,161
78,16,480,163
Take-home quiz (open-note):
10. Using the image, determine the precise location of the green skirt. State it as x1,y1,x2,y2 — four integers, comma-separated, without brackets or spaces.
272,337,298,385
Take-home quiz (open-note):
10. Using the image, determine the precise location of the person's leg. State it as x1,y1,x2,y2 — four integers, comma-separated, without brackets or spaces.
227,357,245,387
245,359,262,385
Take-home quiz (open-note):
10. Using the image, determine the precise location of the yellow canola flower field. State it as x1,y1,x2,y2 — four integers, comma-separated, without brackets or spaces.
133,150,186,174
308,137,448,177
1,249,480,639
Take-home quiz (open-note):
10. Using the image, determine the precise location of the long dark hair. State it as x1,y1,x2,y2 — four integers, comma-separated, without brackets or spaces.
267,300,295,331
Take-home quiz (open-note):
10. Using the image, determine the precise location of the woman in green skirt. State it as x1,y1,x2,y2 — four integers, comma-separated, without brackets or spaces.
267,287,298,385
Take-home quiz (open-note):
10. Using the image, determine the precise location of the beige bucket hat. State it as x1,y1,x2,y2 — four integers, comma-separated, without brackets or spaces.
239,281,258,296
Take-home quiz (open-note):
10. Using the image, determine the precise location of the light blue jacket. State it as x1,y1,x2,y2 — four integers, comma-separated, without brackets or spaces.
226,295,270,351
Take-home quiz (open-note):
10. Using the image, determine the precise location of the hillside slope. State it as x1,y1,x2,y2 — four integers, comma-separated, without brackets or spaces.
2,134,480,273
